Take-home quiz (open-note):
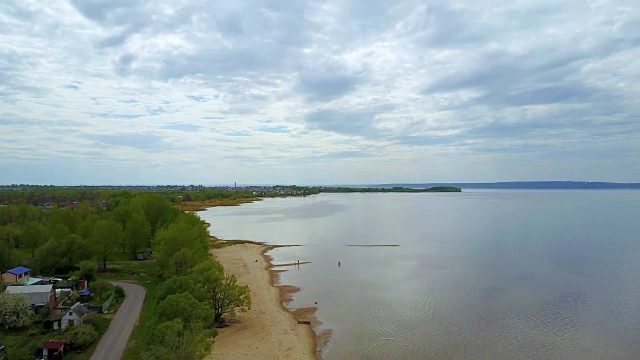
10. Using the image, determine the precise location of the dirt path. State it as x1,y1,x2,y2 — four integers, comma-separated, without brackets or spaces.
90,282,145,360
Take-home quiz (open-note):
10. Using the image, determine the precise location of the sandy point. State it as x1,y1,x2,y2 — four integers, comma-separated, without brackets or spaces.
206,243,324,360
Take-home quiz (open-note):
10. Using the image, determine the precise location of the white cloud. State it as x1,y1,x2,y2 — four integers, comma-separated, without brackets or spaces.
0,0,639,184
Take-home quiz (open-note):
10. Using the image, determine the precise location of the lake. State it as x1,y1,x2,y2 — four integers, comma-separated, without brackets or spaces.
199,190,640,359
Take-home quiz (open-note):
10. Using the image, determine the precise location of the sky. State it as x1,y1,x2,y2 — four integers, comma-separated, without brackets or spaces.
1,0,639,185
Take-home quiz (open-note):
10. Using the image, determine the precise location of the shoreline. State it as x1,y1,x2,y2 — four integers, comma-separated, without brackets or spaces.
262,245,332,354
207,242,325,359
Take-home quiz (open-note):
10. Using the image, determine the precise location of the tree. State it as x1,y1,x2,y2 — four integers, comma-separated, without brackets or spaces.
124,211,151,257
131,194,179,237
34,234,92,275
140,319,213,360
21,221,47,258
78,260,98,282
154,216,209,278
157,276,194,303
0,229,17,272
191,261,251,323
156,293,214,326
0,293,33,329
92,219,123,270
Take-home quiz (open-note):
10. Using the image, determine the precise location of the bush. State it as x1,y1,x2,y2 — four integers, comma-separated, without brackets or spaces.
83,313,110,334
78,260,98,282
90,280,114,302
114,285,125,299
63,324,99,351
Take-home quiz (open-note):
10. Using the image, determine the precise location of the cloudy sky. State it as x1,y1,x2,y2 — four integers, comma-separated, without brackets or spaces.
1,1,639,185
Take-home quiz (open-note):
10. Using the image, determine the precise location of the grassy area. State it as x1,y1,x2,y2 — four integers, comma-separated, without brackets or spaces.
174,198,259,212
209,237,264,249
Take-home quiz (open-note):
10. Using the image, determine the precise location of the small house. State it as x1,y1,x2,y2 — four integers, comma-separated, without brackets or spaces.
1,266,31,284
40,341,64,360
46,302,89,331
5,284,56,308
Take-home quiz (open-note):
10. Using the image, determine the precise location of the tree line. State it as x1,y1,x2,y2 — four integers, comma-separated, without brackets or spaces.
0,189,251,360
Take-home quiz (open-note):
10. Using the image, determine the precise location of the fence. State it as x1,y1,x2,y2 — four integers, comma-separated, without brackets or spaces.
102,291,116,313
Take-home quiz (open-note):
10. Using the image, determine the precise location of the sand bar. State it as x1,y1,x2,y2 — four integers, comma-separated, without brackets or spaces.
206,244,318,360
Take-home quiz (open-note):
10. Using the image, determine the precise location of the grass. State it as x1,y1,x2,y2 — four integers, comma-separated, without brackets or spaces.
174,198,259,212
209,237,264,249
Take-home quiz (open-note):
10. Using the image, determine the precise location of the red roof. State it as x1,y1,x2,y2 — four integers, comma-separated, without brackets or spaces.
43,341,65,350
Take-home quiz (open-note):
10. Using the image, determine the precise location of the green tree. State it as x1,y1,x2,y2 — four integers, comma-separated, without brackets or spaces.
78,260,98,282
34,234,92,274
92,219,123,270
157,276,194,303
21,221,47,258
0,293,33,329
140,319,213,360
131,194,178,236
156,292,214,326
154,216,209,278
124,211,151,257
191,261,251,323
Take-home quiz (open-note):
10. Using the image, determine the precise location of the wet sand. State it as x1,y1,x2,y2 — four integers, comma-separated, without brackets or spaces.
207,243,324,360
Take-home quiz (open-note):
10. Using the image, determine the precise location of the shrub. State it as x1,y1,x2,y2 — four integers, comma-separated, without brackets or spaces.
114,285,125,299
78,260,98,282
82,313,110,334
90,280,114,302
63,324,99,351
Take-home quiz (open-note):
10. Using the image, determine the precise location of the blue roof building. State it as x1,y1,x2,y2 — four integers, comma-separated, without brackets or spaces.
7,266,31,275
1,266,31,284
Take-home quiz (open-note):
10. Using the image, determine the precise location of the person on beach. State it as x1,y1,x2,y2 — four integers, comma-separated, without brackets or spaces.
338,261,341,266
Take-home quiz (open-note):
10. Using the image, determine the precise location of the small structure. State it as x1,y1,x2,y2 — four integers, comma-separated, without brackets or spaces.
78,289,92,302
45,302,89,331
40,341,64,360
1,266,31,284
135,250,152,260
5,284,56,308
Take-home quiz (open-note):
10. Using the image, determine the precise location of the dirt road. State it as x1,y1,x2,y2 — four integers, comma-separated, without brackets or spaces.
90,282,145,360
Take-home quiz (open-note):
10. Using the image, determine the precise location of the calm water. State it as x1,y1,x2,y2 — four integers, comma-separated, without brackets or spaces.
200,190,640,360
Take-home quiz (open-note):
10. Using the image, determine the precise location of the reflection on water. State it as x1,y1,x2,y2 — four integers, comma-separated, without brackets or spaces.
200,190,640,360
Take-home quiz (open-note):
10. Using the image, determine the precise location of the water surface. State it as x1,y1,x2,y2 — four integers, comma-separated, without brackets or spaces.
200,190,640,359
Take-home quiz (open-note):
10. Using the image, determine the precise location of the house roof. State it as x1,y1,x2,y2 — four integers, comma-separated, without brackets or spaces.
6,266,30,275
46,311,65,322
5,285,53,294
25,277,43,285
5,285,53,305
70,302,89,317
42,341,65,350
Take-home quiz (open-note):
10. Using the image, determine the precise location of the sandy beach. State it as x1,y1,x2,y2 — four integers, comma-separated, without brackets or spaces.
207,244,319,360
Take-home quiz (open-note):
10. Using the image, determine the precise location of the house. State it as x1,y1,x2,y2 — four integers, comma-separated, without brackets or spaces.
5,284,56,308
45,302,89,331
40,341,64,360
1,266,31,284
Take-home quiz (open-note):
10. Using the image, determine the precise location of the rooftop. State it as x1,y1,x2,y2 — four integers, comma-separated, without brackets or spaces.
6,266,30,275
42,341,65,350
5,284,53,294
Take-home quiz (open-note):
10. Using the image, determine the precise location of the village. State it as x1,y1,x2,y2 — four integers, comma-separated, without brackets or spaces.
0,264,124,360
